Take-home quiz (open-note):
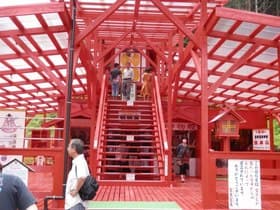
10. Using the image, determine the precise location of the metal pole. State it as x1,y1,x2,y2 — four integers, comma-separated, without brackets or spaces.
62,0,77,194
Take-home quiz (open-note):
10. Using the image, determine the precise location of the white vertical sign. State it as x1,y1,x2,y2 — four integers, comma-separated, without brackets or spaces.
228,159,261,210
3,160,29,186
252,129,270,151
0,110,26,165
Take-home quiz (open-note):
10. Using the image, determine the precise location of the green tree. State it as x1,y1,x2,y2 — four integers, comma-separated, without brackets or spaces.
274,120,280,149
226,0,280,16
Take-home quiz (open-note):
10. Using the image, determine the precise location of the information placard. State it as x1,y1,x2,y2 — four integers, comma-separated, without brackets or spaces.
252,129,270,151
228,159,261,210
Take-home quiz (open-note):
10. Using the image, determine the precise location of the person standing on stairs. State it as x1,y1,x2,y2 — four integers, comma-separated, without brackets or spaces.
110,63,122,98
122,62,134,100
140,67,153,100
176,138,190,182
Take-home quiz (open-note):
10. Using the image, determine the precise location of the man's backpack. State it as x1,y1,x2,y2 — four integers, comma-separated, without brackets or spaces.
75,166,99,200
79,175,99,200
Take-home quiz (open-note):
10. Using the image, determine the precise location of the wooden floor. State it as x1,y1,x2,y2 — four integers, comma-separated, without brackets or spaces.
33,176,280,210
92,178,280,210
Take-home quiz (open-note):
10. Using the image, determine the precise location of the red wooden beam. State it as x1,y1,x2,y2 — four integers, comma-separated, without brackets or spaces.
151,0,200,48
95,31,130,63
132,0,140,32
13,36,66,93
136,31,167,63
104,44,129,68
191,50,201,81
0,2,65,17
135,47,157,70
75,0,126,45
209,31,277,48
207,44,260,97
185,3,201,19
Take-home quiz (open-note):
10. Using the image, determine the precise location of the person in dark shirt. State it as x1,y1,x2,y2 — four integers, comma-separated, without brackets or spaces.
0,163,38,210
110,63,122,98
176,138,190,182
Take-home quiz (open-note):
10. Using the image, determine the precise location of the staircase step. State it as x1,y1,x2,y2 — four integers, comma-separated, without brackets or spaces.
103,128,158,136
107,109,154,114
103,134,156,138
106,119,154,123
107,103,155,110
99,165,162,169
106,123,155,128
104,140,156,144
101,145,159,149
97,172,161,176
100,158,160,162
107,113,155,118
100,152,156,156
107,99,152,105
105,128,156,132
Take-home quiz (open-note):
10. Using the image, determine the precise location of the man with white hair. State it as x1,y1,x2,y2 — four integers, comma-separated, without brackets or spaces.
65,139,90,210
122,62,134,100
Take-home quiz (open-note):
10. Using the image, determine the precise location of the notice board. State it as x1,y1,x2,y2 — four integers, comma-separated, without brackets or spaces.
228,159,261,210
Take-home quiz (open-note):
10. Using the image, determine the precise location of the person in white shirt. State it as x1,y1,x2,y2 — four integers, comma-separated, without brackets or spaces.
65,139,90,210
122,62,134,100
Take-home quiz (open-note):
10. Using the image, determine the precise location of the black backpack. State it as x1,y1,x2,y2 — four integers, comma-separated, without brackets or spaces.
75,166,99,200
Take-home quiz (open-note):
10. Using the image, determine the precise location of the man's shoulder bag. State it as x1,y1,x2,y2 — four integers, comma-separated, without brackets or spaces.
75,166,99,200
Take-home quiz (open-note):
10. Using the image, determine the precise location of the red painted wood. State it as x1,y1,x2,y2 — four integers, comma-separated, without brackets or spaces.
75,0,127,45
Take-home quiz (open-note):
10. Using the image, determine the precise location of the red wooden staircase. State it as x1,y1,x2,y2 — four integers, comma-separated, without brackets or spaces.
98,98,163,181
93,76,168,184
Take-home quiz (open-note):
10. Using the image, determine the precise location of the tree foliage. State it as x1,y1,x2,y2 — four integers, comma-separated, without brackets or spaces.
273,120,280,149
226,0,280,16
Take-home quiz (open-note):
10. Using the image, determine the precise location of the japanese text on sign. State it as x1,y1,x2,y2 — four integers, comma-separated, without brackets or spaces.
228,159,261,210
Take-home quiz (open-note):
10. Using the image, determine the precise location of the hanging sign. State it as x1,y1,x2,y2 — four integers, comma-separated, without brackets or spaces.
252,129,270,151
172,122,198,131
0,110,26,165
228,159,261,210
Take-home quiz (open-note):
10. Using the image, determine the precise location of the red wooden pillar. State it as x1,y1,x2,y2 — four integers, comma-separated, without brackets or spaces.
89,66,97,174
223,137,231,152
200,0,215,208
166,33,173,181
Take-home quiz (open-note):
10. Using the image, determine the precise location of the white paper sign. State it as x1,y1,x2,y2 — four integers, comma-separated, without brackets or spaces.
228,159,261,210
126,135,134,141
3,160,29,185
0,110,26,165
126,173,135,181
127,100,134,106
252,129,270,151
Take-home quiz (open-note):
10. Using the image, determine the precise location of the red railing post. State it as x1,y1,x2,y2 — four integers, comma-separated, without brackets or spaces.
153,76,169,181
92,74,107,179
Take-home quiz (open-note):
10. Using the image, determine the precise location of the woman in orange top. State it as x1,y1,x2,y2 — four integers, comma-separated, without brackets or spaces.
140,67,153,100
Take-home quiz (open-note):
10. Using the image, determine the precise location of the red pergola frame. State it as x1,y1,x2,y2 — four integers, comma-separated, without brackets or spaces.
0,0,280,208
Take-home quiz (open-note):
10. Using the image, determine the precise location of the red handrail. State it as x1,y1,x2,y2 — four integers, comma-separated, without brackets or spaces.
153,75,168,179
92,74,107,178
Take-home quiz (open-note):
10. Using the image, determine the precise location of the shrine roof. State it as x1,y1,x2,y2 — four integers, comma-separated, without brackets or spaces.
0,1,279,116
177,7,280,114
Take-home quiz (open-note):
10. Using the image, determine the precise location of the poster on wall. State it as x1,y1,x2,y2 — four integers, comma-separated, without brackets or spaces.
0,110,26,165
252,129,270,151
120,52,141,82
228,159,261,210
